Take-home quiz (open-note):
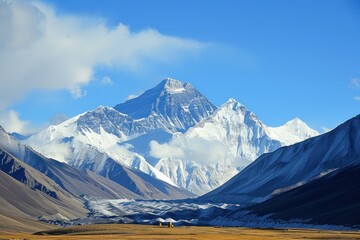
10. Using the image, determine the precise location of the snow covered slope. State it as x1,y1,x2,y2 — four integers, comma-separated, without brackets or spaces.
25,107,176,185
267,118,319,146
153,98,318,195
202,114,360,204
1,125,193,200
114,78,217,133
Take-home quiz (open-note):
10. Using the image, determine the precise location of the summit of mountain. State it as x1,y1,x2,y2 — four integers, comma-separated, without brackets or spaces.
114,78,217,133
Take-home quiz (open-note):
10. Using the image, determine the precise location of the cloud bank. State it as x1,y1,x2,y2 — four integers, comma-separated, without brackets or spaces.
149,137,231,166
0,0,203,106
0,0,204,133
0,110,34,134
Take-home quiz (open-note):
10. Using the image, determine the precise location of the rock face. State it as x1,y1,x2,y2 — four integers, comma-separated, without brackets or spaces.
114,78,217,133
24,78,318,196
201,115,360,204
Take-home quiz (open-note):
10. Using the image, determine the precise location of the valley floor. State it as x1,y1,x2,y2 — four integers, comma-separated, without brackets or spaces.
1,224,360,240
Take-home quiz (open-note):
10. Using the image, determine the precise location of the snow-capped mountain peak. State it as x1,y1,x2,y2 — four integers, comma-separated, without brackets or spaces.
225,97,239,104
285,117,302,124
267,117,319,146
162,78,188,94
154,99,279,195
153,98,318,195
114,78,217,133
222,98,245,110
204,98,263,131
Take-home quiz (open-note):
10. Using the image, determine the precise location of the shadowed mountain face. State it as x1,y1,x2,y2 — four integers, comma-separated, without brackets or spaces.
202,115,360,205
0,150,58,199
247,163,360,227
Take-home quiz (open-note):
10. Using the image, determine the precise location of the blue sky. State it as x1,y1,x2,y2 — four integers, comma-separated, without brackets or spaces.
1,0,359,134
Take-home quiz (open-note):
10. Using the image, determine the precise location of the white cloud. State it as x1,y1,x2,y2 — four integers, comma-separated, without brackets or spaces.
350,78,360,88
149,137,230,165
0,0,204,108
35,141,70,163
126,94,140,101
0,110,35,135
70,86,87,99
100,76,113,86
354,96,360,101
150,140,185,159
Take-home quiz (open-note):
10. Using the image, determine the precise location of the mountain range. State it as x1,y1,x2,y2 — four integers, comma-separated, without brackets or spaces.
25,78,318,195
0,78,359,230
153,98,318,194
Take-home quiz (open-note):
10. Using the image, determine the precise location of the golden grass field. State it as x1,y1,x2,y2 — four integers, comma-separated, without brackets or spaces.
0,224,359,240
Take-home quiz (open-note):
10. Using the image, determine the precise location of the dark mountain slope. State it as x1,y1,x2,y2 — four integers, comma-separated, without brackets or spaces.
248,162,360,227
0,149,86,228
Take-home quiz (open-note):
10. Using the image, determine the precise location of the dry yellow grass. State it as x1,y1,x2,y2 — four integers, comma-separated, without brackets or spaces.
0,224,359,240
